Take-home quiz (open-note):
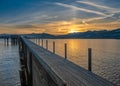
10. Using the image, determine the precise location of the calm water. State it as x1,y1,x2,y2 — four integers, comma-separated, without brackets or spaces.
0,38,119,86
0,39,20,86
33,39,120,86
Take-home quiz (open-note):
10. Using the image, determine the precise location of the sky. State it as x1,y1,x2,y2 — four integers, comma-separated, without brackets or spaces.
0,0,120,35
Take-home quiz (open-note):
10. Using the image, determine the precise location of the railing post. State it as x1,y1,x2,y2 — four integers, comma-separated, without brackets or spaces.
36,37,37,44
29,52,33,86
37,37,39,45
65,43,67,59
35,37,36,44
34,37,35,43
41,39,43,47
88,48,92,71
39,38,41,46
7,38,9,46
38,38,40,45
36,37,38,44
46,40,48,50
53,41,55,54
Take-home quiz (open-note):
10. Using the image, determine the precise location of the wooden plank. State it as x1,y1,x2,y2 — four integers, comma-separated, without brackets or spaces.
21,37,116,86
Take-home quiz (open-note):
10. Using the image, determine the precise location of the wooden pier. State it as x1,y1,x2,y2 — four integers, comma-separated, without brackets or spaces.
1,35,19,46
18,36,116,86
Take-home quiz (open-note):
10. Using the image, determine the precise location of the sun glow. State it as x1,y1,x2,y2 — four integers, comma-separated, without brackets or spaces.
69,30,80,33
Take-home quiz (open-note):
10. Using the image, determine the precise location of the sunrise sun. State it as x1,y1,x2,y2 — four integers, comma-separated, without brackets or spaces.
69,30,80,33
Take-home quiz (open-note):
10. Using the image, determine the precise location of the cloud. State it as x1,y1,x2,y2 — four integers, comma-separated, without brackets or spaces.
0,19,120,34
14,25,39,28
3,13,58,25
77,1,114,10
76,1,120,14
0,24,46,34
32,15,58,20
0,24,41,29
82,20,89,25
55,2,106,16
75,1,120,23
0,1,120,34
82,14,114,22
55,2,118,23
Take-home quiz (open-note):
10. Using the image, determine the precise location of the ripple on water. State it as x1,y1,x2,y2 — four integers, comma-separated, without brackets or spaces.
0,41,20,86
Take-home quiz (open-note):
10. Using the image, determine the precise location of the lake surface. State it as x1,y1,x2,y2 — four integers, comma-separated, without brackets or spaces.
0,39,20,86
32,39,120,86
0,38,120,86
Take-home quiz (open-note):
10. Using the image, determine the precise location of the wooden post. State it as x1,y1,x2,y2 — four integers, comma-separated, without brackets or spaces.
38,38,40,45
29,52,33,86
65,43,67,59
34,37,35,43
18,40,20,52
34,37,36,43
46,40,48,50
53,41,55,54
19,69,26,86
24,45,27,67
36,37,37,44
88,48,92,71
7,38,9,46
36,37,38,45
41,39,43,47
39,38,40,46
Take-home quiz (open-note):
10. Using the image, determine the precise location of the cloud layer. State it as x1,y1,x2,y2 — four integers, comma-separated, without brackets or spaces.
0,0,120,34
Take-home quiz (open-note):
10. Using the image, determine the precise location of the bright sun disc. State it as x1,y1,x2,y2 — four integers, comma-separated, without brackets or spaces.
69,30,80,33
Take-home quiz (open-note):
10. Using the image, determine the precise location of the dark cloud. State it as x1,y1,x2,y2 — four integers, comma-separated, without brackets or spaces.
14,25,39,28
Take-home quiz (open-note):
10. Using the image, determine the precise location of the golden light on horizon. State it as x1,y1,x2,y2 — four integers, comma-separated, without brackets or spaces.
69,30,80,33
67,23,84,33
0,20,120,34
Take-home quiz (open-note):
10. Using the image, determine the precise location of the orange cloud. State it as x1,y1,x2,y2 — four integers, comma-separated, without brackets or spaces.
0,19,120,34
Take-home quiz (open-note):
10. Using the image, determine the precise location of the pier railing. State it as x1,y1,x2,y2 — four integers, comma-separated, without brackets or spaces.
19,36,115,86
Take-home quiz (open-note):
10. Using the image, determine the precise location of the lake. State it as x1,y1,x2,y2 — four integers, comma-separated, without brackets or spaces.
0,38,120,86
32,39,120,86
0,39,20,86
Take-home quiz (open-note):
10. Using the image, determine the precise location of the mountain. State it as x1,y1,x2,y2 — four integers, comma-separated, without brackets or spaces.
24,33,55,39
56,28,120,39
0,28,120,39
38,33,55,38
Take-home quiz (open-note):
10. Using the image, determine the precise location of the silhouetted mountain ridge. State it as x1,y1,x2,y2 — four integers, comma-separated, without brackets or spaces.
56,28,120,39
24,33,55,38
0,28,120,39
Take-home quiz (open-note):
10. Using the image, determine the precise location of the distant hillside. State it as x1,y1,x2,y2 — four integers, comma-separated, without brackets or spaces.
0,28,120,39
24,33,55,39
56,28,120,39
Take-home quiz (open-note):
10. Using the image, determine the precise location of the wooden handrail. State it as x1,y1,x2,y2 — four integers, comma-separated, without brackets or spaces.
19,36,116,86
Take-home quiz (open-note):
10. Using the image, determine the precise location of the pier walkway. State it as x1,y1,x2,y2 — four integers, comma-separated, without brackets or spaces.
19,36,116,86
0,35,116,86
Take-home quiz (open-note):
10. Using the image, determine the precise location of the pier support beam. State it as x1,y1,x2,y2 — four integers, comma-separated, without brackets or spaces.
88,48,92,71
